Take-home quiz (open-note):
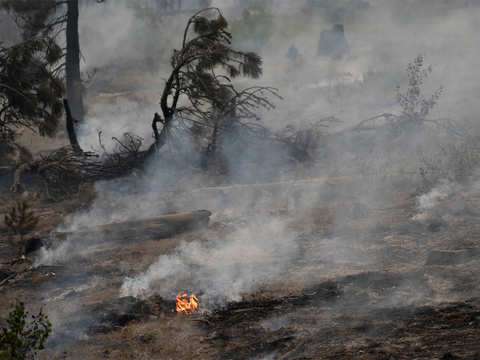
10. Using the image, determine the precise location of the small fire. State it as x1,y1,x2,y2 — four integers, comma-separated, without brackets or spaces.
176,292,199,315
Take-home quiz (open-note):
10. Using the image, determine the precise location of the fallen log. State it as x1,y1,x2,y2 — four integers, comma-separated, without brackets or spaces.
51,210,212,245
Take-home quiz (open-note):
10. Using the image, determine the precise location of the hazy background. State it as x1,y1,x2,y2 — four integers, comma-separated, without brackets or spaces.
27,0,480,310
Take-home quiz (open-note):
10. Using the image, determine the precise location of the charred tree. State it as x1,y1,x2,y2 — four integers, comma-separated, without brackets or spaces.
63,99,81,153
65,0,84,122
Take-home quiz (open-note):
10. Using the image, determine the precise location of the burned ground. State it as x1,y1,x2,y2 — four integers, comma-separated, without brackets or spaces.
2,1,480,359
1,174,479,360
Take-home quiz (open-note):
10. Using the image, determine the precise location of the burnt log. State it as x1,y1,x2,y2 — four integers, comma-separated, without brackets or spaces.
51,210,212,245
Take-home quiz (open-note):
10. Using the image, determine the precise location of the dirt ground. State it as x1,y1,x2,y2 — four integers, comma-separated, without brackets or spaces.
0,175,479,360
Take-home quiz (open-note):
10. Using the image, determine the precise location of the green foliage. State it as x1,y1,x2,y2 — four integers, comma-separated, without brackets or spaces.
0,37,64,147
0,299,51,360
395,55,443,123
160,8,271,128
174,10,263,81
0,0,65,153
151,7,279,160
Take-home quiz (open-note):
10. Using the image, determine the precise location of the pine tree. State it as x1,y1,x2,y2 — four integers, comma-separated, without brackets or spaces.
151,8,279,154
0,0,106,138
4,200,39,257
0,299,52,359
0,37,65,149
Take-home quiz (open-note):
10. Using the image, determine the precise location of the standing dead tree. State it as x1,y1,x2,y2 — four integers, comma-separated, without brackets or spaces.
274,116,341,163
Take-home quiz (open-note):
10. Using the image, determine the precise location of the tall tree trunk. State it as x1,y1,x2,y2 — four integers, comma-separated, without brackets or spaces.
66,0,84,122
64,99,81,153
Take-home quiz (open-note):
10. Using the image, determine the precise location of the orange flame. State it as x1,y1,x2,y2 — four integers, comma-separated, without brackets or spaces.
176,293,199,315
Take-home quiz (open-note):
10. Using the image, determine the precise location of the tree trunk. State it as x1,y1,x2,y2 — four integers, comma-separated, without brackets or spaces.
64,99,82,152
147,113,173,155
66,0,84,122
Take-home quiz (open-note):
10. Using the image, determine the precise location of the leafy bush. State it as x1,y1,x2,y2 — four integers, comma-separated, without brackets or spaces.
0,300,51,360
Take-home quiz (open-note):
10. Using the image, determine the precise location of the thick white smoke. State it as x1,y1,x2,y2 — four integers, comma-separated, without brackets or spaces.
120,218,298,307
34,0,480,312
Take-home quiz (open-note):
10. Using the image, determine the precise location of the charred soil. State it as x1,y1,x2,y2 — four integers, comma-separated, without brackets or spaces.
0,176,479,359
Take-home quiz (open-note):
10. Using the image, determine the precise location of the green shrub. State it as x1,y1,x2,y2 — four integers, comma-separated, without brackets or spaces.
0,300,52,360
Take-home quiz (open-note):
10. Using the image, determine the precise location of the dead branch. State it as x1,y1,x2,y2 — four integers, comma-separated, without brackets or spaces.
10,133,148,194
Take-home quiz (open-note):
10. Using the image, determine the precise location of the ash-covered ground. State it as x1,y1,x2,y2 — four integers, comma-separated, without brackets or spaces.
1,1,480,359
1,175,480,359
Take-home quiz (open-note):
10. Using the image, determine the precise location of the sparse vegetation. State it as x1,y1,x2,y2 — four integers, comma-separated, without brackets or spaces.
275,116,340,163
1,3,480,359
4,200,39,256
353,55,443,137
419,135,480,191
395,55,443,127
0,299,51,360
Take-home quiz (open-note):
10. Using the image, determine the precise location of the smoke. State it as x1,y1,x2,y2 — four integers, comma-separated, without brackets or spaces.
35,238,76,267
0,10,20,45
75,0,480,151
413,181,456,222
120,218,298,307
31,0,480,321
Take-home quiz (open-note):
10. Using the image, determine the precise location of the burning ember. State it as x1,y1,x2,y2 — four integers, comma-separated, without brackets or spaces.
176,293,199,315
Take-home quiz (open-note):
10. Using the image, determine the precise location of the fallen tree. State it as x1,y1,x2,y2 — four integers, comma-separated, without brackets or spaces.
9,131,147,194
50,210,212,244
